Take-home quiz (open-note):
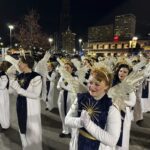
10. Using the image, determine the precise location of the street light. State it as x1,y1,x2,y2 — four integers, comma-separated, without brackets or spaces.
8,25,14,48
0,42,4,47
48,38,53,48
78,38,82,50
78,38,82,44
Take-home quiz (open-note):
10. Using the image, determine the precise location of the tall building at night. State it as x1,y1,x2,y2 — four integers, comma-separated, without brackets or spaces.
58,0,71,50
88,24,113,42
62,27,76,53
59,0,71,32
114,14,136,40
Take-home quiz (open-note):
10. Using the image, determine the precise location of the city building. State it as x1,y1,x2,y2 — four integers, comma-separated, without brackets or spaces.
62,27,76,53
58,0,71,50
114,14,136,40
84,39,150,56
88,24,113,42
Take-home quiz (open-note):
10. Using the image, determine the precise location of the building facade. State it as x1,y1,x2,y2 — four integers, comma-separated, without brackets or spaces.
88,24,113,42
84,40,150,56
114,14,136,40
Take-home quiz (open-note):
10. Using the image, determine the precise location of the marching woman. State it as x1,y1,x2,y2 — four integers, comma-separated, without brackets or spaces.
57,61,77,138
141,77,150,113
0,61,10,131
82,58,92,85
10,55,42,150
45,62,58,111
65,67,121,150
112,64,136,150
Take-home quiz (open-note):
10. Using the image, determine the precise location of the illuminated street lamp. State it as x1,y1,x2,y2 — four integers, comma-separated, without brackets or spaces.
73,48,76,54
132,36,138,41
8,25,14,48
78,38,82,44
78,38,83,51
0,42,4,47
48,38,53,48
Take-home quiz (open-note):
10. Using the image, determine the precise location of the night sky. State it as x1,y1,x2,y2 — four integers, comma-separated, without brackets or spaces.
0,0,150,42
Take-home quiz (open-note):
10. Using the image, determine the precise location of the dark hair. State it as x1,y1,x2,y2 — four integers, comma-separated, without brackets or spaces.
112,64,132,86
64,61,77,72
0,61,11,72
19,55,35,69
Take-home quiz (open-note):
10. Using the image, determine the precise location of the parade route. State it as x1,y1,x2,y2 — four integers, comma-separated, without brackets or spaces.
0,94,150,150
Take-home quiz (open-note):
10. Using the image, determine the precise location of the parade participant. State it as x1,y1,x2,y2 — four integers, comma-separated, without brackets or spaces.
82,58,92,85
45,61,58,111
141,77,150,113
35,51,50,102
57,61,77,138
0,61,10,131
65,67,121,150
134,83,143,126
112,64,136,150
10,55,42,150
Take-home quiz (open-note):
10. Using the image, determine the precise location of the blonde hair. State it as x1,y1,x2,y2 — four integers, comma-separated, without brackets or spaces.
91,67,112,89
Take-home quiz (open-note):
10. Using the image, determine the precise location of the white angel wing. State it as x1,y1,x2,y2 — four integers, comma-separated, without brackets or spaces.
108,84,127,111
43,51,51,62
58,67,88,94
124,57,133,67
71,58,81,70
56,58,65,67
133,57,147,71
34,51,50,77
75,66,89,83
5,55,21,73
143,62,150,77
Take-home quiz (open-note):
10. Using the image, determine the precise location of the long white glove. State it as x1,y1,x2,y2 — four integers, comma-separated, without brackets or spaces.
80,110,91,128
10,80,21,92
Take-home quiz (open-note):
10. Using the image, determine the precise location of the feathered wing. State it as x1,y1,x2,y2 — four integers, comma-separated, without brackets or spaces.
75,66,89,84
71,58,81,70
133,57,147,71
5,55,21,73
58,67,88,94
108,64,150,111
34,51,50,76
56,57,65,67
124,57,133,67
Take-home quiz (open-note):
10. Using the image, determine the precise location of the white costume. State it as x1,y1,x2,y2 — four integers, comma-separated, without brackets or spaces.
57,76,76,135
35,52,50,102
10,73,42,150
46,70,59,110
116,91,136,150
65,97,121,150
141,78,150,113
0,72,10,129
134,84,143,122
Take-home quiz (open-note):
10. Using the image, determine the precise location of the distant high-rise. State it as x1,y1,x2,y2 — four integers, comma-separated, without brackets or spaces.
62,27,76,53
59,0,71,32
58,0,71,50
114,14,136,40
88,24,113,42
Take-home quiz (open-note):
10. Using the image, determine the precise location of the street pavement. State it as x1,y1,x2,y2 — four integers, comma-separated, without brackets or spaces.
0,94,150,150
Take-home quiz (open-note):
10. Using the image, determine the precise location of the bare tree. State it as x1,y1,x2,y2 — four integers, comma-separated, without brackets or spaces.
14,10,50,51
